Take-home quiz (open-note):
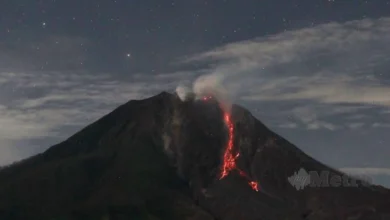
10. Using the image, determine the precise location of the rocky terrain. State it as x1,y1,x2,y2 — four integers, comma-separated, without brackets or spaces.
0,92,389,220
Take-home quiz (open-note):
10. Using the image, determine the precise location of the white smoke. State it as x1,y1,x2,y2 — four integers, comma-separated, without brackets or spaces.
192,74,225,98
193,74,232,112
175,73,233,112
175,85,191,101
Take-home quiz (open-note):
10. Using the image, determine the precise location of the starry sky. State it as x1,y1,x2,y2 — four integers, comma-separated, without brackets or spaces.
1,0,390,186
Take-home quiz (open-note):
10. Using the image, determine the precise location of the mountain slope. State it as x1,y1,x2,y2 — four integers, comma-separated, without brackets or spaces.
0,92,389,220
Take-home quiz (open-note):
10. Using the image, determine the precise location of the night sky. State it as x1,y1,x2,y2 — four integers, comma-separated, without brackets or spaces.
1,0,390,186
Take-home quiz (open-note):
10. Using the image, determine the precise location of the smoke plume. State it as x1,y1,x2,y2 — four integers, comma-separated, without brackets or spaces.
175,85,191,101
175,73,233,112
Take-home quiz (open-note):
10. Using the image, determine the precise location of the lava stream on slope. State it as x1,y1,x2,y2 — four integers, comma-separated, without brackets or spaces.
220,111,259,192
200,95,259,192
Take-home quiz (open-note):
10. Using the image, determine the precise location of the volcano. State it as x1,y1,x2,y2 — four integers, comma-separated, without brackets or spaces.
0,92,389,220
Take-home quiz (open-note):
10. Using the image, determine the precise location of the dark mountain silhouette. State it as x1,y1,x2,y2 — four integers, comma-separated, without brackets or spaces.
0,92,389,220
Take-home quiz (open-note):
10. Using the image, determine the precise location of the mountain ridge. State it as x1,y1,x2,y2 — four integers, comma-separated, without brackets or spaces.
0,91,389,220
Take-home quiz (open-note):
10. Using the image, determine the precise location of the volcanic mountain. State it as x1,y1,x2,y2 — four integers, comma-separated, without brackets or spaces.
0,92,389,220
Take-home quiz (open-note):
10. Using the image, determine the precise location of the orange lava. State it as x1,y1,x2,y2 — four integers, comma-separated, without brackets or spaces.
249,181,259,192
202,96,213,101
219,110,260,192
200,95,259,192
220,112,238,179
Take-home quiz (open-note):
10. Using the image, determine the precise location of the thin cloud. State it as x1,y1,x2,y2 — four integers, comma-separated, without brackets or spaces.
346,123,365,129
186,18,390,69
184,17,390,107
372,123,390,128
278,122,298,129
0,70,188,165
180,17,390,129
340,167,390,176
2,17,390,165
240,74,390,108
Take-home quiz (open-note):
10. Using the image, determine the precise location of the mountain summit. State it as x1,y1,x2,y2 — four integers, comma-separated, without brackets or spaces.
0,92,389,220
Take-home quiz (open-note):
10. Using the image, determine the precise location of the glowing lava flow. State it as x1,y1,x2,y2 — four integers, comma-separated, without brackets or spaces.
219,111,259,192
219,113,238,179
200,95,259,192
249,181,259,192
